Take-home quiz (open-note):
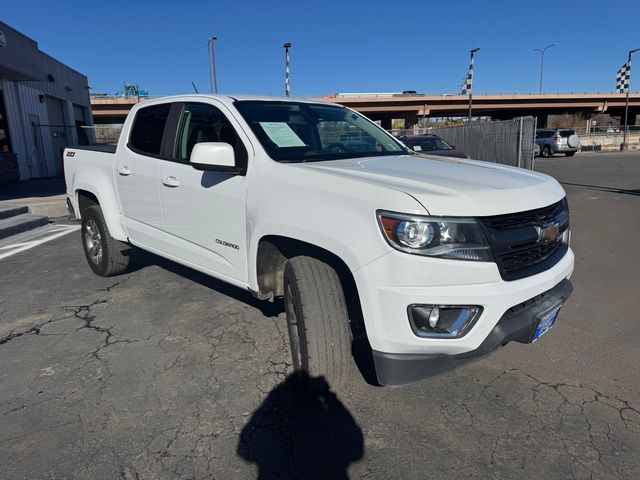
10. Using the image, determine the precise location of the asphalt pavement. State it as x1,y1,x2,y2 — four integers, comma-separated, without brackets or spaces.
1,151,639,479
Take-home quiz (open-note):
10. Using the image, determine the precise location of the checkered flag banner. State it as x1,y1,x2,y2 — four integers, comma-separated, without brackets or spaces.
616,60,631,93
460,53,475,95
285,49,291,97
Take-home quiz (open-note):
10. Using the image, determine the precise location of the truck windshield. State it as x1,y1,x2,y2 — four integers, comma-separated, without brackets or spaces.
234,100,407,162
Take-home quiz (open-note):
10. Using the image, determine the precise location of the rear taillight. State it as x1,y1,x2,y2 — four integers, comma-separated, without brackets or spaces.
555,136,561,142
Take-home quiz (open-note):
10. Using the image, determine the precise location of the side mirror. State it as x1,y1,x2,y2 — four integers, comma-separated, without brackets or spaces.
190,142,236,171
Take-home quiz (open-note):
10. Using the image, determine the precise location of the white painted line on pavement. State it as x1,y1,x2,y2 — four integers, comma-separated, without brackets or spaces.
0,224,80,260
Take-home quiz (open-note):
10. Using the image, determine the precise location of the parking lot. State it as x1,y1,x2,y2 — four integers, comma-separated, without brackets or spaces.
1,151,639,480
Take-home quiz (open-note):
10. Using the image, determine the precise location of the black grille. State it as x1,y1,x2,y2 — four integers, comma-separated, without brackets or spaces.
477,199,569,281
481,201,565,231
496,241,561,273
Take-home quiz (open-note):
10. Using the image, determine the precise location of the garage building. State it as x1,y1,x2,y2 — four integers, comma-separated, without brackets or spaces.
0,20,93,183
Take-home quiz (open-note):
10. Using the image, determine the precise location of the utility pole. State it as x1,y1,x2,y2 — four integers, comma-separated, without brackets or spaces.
534,44,556,94
207,34,218,94
467,48,480,122
283,42,291,97
622,48,639,150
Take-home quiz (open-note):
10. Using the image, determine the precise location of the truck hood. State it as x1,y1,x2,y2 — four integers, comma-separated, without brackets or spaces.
301,154,565,216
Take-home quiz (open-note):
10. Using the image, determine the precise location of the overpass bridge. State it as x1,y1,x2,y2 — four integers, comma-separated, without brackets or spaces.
91,92,640,129
323,92,640,129
91,95,143,124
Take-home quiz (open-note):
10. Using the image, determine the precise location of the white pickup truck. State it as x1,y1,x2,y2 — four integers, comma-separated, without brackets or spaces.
64,95,574,387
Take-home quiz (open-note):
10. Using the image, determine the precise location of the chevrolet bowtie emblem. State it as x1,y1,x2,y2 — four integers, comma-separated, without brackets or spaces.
535,222,560,242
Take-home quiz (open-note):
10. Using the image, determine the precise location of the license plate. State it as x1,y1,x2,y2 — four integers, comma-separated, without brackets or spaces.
531,304,562,342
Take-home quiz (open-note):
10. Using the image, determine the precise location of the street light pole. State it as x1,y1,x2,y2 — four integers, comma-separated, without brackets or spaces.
534,43,556,94
468,48,480,122
283,42,291,97
622,48,639,150
207,34,218,94
207,39,213,93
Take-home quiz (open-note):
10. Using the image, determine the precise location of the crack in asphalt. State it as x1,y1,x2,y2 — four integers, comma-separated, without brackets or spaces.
98,275,134,293
444,368,640,480
0,309,78,345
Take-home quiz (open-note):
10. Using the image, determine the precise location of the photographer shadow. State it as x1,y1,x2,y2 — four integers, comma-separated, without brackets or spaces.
237,373,364,479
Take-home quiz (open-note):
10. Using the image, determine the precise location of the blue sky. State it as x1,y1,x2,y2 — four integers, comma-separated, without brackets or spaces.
3,0,640,96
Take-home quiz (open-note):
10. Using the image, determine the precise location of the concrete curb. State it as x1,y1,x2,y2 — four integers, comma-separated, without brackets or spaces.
0,195,68,218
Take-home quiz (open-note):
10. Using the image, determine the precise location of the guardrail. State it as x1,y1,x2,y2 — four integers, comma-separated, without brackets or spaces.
567,126,640,150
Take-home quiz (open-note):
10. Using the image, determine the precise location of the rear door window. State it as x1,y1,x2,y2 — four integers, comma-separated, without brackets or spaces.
559,130,575,137
129,103,172,156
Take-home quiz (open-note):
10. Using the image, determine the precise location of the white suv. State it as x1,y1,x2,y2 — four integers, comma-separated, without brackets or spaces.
536,128,580,157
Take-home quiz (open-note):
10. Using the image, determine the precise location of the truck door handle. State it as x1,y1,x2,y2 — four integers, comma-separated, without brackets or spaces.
118,166,131,176
161,176,180,188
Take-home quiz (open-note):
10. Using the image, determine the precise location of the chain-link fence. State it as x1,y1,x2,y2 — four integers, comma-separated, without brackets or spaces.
407,117,537,169
79,125,123,145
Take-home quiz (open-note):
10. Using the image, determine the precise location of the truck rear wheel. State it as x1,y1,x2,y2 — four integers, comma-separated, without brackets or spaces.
284,256,352,389
81,205,131,277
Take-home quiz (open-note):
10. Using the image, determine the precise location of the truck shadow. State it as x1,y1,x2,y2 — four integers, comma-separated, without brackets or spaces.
128,248,283,318
127,248,381,385
237,372,364,480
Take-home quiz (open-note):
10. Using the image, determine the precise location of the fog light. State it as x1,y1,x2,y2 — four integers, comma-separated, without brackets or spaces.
428,306,440,328
408,305,482,338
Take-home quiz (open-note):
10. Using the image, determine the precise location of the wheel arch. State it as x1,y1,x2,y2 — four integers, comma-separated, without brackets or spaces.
77,190,99,215
256,235,366,339
73,185,128,241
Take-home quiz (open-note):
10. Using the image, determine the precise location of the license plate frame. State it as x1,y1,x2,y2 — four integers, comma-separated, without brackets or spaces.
531,303,562,343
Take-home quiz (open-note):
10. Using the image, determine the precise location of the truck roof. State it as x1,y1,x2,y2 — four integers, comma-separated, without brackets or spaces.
139,93,334,106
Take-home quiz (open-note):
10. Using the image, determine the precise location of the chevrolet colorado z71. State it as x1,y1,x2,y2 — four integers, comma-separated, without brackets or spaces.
64,95,574,387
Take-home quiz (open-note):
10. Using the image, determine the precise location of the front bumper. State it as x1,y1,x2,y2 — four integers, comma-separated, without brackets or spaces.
353,245,575,385
373,279,573,386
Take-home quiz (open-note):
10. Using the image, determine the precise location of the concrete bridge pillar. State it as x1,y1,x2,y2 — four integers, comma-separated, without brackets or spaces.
378,116,392,130
536,114,548,128
404,112,419,130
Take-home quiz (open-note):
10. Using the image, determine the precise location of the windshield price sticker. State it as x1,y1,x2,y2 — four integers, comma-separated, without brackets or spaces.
259,122,307,147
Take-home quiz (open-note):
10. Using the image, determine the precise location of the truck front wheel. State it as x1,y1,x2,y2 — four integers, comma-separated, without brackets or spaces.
81,205,131,277
283,256,352,389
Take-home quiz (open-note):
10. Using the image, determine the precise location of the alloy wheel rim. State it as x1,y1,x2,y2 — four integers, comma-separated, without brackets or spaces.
84,219,103,265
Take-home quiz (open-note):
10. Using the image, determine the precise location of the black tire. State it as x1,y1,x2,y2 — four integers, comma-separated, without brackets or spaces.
542,145,552,158
284,256,352,389
81,205,131,277
565,151,576,157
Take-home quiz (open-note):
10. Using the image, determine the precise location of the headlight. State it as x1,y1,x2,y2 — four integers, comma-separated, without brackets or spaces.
377,210,492,261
